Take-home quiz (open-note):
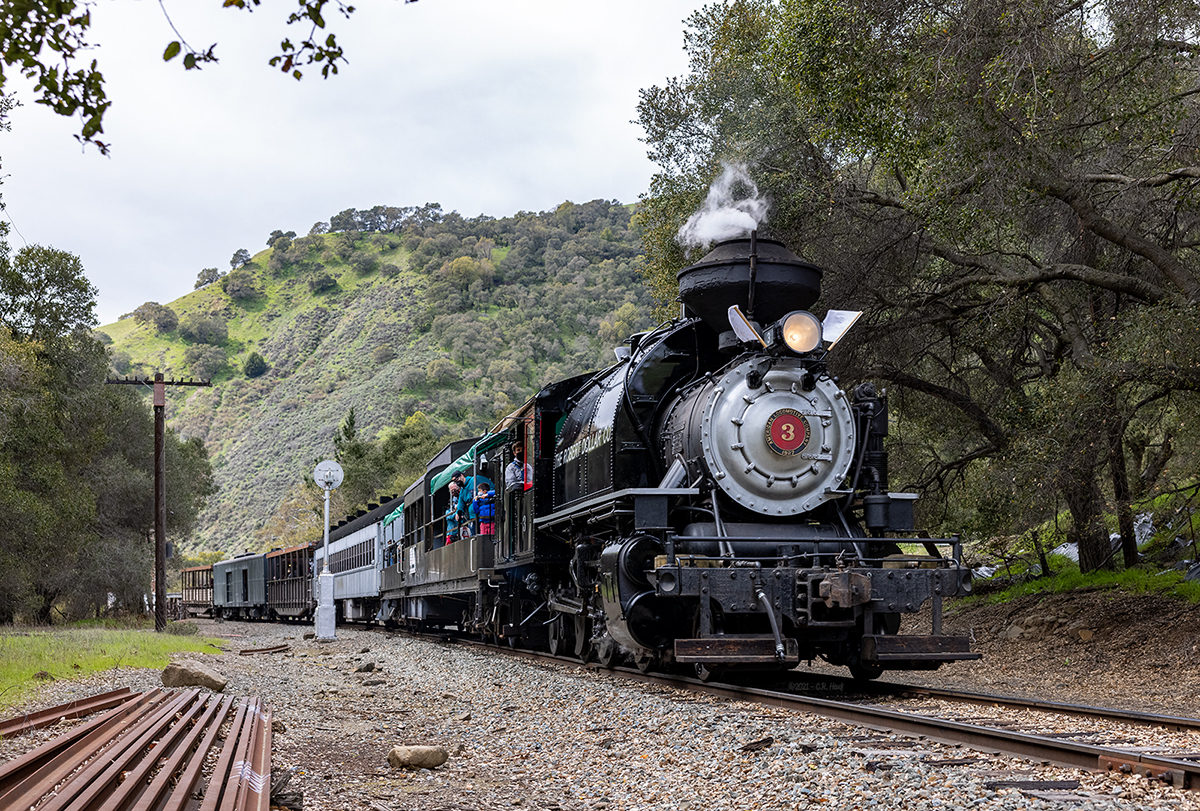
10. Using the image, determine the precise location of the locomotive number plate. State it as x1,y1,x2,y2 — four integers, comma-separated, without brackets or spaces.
765,408,811,456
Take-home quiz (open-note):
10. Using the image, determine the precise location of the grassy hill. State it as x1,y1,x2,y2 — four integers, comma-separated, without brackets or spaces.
101,200,656,555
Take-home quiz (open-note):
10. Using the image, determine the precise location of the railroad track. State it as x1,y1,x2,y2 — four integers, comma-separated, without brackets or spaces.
393,626,1200,791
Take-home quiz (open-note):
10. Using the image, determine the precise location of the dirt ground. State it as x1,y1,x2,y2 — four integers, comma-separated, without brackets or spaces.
882,589,1200,717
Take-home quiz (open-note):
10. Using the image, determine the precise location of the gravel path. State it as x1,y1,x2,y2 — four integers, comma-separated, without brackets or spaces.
5,617,1200,811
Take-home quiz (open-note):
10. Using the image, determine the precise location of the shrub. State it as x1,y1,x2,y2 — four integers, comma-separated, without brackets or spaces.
372,345,396,364
220,268,262,302
307,272,338,294
178,314,228,345
110,350,132,374
132,302,178,332
243,351,269,378
352,252,378,275
425,357,459,386
183,345,226,379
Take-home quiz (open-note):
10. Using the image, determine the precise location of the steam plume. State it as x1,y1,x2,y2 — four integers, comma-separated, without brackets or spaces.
676,163,769,250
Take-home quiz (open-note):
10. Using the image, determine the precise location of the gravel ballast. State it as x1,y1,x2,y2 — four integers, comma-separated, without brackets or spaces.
3,615,1200,811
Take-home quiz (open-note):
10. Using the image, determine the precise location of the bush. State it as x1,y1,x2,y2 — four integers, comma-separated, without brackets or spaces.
307,272,338,294
183,345,226,379
220,268,262,302
352,252,378,275
425,357,459,386
178,314,228,345
110,350,132,374
243,351,268,378
372,345,396,364
132,302,178,332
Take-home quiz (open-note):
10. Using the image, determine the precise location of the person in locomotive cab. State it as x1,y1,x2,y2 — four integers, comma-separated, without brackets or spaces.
504,442,532,491
473,483,497,536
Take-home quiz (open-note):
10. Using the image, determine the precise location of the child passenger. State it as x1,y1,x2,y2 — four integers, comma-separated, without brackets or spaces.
473,483,496,536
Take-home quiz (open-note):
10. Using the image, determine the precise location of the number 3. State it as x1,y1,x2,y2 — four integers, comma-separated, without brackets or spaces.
781,423,795,442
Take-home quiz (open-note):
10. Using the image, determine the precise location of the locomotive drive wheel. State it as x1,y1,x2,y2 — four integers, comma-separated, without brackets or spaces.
595,636,621,669
573,614,589,660
548,613,576,657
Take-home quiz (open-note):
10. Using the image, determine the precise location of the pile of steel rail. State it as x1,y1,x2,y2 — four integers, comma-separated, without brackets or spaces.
0,686,272,810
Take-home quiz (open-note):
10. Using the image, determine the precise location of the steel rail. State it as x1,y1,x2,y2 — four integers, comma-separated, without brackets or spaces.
238,644,290,656
613,670,1200,789
429,631,1200,790
132,693,234,811
38,688,202,811
0,687,136,739
0,689,167,807
0,689,274,811
861,680,1200,733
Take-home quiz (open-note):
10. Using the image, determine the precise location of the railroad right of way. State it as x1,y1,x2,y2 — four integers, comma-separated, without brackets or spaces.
3,619,1198,811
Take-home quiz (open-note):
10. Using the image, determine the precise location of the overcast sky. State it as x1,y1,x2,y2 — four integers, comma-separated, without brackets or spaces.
1,0,705,326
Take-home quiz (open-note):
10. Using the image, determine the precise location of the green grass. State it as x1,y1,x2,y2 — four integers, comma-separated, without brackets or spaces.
972,562,1200,605
0,626,225,710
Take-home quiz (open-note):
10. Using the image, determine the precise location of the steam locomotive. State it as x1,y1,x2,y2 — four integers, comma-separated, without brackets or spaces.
194,235,979,680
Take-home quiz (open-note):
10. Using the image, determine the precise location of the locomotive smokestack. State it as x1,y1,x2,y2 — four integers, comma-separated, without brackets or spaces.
676,237,824,346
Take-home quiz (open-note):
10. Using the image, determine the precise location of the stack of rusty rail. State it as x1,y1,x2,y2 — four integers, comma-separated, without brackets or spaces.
0,686,272,810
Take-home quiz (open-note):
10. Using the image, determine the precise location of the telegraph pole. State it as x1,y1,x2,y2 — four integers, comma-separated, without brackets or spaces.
107,373,211,631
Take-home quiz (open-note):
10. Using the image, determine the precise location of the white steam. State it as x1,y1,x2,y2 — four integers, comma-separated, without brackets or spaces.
676,163,769,250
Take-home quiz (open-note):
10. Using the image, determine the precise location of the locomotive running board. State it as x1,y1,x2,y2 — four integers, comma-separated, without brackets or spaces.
674,635,800,665
860,634,981,665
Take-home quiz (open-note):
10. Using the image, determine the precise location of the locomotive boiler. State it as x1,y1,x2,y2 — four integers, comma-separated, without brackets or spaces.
537,234,978,678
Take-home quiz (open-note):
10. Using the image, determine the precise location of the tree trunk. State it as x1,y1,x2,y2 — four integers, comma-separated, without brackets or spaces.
1059,441,1113,573
1106,415,1138,568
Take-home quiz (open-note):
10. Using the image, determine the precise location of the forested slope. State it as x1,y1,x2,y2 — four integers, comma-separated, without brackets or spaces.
102,200,656,555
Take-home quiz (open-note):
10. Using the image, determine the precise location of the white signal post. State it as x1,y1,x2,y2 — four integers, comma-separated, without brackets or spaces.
313,460,344,641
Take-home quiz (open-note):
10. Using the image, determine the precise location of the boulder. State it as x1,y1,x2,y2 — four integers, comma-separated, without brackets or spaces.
387,745,449,769
162,660,227,692
354,661,377,673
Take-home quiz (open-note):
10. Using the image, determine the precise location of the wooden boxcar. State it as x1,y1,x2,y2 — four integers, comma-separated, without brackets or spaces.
180,565,214,617
265,543,316,619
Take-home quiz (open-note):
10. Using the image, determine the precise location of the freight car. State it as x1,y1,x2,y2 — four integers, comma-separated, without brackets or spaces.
180,565,214,618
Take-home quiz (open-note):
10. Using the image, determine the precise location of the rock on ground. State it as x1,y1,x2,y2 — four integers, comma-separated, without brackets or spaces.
161,660,227,692
387,745,449,769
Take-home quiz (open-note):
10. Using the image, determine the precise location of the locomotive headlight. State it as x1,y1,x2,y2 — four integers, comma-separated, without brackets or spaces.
779,311,822,354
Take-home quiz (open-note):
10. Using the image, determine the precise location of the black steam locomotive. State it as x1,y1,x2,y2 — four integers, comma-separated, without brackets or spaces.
198,235,979,681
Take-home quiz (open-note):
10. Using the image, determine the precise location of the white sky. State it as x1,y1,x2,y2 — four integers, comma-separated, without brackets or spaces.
0,0,706,325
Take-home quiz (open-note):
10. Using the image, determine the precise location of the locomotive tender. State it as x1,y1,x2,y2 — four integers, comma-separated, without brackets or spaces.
200,236,978,680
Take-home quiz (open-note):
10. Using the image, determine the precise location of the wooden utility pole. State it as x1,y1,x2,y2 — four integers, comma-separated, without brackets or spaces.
107,373,211,631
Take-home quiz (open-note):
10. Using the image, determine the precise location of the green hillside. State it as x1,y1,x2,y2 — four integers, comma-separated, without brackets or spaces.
102,200,656,554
